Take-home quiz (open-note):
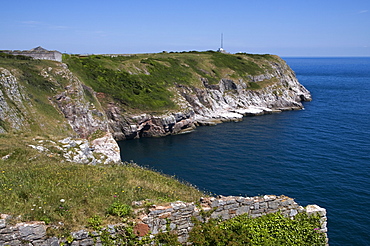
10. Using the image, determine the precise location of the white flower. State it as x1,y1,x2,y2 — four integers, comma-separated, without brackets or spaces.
60,199,65,203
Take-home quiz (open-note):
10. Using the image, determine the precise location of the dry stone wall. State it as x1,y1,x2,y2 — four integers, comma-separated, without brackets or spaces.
0,195,327,245
142,195,328,244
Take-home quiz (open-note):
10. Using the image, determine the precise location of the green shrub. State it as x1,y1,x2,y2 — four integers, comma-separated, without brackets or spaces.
107,202,132,217
87,215,103,230
188,211,326,246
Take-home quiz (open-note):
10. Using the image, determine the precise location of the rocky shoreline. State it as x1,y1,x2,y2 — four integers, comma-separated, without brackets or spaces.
108,60,311,141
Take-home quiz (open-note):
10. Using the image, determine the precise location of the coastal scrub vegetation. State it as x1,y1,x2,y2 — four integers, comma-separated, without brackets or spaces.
189,211,326,245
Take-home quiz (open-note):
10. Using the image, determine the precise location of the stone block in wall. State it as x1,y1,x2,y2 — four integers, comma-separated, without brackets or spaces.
268,200,279,209
225,198,237,205
251,202,259,210
236,197,246,203
211,210,230,220
0,220,5,229
263,195,277,201
250,209,265,215
280,198,294,207
71,240,80,246
0,231,20,242
259,202,267,209
79,238,95,246
224,203,239,210
1,239,22,245
289,209,298,217
18,222,46,241
71,229,89,240
0,226,18,235
250,213,263,218
39,237,59,246
306,204,326,217
236,206,250,215
134,223,150,237
171,201,187,210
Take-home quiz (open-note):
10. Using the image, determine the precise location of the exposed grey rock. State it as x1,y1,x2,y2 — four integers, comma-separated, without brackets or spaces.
39,237,59,246
18,222,46,241
71,230,89,240
106,58,311,140
0,220,5,229
0,68,29,131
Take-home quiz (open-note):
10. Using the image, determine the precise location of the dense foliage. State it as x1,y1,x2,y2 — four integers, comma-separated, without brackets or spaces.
188,211,326,246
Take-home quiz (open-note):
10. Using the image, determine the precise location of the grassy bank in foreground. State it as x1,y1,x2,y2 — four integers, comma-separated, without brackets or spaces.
0,135,204,233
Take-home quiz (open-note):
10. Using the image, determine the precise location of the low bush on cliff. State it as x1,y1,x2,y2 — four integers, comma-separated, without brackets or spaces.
188,211,326,245
0,140,203,232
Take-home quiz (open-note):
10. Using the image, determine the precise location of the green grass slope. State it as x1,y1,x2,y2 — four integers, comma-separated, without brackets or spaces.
64,51,281,113
0,135,204,234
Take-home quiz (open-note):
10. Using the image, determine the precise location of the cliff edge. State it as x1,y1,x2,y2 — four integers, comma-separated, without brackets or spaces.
64,51,311,141
0,51,311,157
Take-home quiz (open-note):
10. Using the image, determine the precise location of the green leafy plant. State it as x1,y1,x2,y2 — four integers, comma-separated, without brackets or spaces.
154,231,182,246
107,202,132,217
87,215,103,230
188,211,326,246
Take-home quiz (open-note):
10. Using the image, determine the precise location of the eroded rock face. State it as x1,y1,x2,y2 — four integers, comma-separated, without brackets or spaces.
50,64,109,139
0,64,121,164
0,68,30,132
0,57,311,160
106,59,312,141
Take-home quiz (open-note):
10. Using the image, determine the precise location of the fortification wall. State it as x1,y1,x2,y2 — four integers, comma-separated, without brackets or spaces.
0,195,328,245
0,49,62,62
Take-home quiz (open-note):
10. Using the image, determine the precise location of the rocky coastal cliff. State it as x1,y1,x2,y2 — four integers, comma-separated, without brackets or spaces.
108,59,311,140
0,51,311,157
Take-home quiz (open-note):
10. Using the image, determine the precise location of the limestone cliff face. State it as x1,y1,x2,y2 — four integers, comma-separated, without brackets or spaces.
0,54,311,154
0,62,120,163
46,63,109,139
0,68,30,133
107,59,311,140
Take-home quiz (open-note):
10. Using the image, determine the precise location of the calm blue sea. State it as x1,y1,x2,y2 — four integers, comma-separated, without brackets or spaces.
119,57,370,246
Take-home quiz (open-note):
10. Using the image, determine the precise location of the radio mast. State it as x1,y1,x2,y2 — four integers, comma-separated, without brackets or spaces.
221,33,223,49
217,33,226,53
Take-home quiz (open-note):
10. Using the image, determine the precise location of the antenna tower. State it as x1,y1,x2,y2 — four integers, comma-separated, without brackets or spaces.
221,33,224,49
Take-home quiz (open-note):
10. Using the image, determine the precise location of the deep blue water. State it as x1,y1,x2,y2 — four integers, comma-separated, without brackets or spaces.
119,57,370,246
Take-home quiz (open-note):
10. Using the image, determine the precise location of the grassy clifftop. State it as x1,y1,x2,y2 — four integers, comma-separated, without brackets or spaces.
64,51,281,112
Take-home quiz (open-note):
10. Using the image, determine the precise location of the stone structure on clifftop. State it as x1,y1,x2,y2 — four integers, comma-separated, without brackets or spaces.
0,46,62,62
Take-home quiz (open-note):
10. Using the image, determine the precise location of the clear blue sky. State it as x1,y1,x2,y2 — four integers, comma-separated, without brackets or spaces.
1,0,369,56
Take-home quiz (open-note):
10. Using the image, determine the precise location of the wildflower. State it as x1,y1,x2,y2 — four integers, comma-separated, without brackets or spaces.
60,199,65,203
314,228,320,231
1,171,5,173
113,195,117,198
